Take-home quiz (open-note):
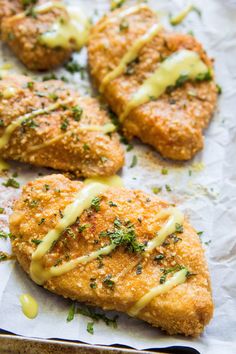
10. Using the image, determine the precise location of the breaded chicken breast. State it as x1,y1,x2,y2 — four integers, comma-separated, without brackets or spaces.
10,174,213,336
0,76,124,177
88,5,218,160
0,0,90,71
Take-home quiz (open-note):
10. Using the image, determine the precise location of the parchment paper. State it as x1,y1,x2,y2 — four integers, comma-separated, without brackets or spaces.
0,0,236,353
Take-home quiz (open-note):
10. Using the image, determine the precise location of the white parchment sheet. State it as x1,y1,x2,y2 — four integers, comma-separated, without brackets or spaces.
0,0,236,353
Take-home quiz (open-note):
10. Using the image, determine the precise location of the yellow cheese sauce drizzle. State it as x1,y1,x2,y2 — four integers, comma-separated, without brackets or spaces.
30,182,109,285
99,23,163,93
97,4,149,32
128,268,188,316
120,49,209,122
0,98,73,150
145,207,184,254
8,1,90,50
25,122,116,154
170,3,194,26
20,293,38,319
38,2,90,50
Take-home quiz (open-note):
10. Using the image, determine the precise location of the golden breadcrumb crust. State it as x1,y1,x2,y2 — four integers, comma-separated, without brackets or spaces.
10,174,213,336
0,0,73,70
88,5,217,160
0,76,124,177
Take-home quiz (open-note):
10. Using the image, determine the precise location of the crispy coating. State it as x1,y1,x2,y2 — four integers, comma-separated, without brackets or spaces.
0,0,22,21
88,6,218,160
0,0,75,70
10,174,213,336
0,76,124,177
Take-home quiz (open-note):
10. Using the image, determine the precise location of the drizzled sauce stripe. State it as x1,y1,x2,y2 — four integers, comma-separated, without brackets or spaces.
128,268,188,316
24,123,116,154
30,182,108,284
120,49,209,122
0,98,74,150
99,23,163,93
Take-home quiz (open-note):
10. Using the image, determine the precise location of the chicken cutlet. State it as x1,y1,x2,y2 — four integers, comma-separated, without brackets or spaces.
88,4,218,160
10,174,213,336
0,0,90,71
0,75,124,177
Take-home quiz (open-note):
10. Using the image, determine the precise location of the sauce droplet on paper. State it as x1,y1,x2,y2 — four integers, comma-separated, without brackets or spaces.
20,293,38,319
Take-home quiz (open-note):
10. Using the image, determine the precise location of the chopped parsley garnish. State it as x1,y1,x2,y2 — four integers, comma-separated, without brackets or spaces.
175,223,184,233
165,184,172,192
90,278,97,289
152,187,162,195
91,196,101,212
60,118,69,131
160,264,185,284
28,200,39,208
77,304,118,328
103,274,115,289
67,302,76,322
31,239,42,245
72,105,83,121
38,218,45,225
102,218,145,254
161,168,168,175
108,201,117,207
66,302,118,334
65,227,76,239
78,224,90,233
186,270,197,278
125,65,135,75
83,143,90,151
64,60,86,79
25,5,37,18
129,155,138,168
0,252,7,262
42,73,57,81
196,70,212,81
21,118,39,130
43,184,50,191
136,263,142,275
54,258,63,267
87,322,94,334
111,0,126,10
27,81,34,89
48,92,58,101
154,254,165,262
22,0,37,8
2,178,20,188
0,230,11,239
0,119,4,127
216,84,222,94
126,143,133,152
176,74,189,87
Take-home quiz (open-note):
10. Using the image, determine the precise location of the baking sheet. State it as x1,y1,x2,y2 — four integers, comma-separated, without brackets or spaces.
0,0,236,353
